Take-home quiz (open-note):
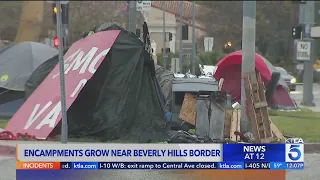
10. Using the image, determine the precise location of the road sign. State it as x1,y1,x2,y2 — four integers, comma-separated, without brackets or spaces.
136,1,151,11
296,41,311,61
46,1,69,4
204,37,214,52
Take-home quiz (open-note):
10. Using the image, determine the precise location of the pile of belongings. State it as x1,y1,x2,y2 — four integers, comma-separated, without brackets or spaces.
166,130,225,143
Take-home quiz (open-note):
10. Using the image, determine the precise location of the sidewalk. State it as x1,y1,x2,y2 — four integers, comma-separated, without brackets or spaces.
0,140,94,156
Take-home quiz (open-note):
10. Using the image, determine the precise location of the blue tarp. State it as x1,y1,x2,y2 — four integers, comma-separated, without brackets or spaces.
0,98,24,118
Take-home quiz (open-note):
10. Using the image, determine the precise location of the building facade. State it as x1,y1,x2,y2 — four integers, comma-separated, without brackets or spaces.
145,2,207,55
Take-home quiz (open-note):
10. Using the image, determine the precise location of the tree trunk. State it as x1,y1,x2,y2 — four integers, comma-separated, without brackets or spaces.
15,1,44,42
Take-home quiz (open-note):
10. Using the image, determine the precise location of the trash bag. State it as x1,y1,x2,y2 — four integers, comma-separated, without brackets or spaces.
166,130,225,143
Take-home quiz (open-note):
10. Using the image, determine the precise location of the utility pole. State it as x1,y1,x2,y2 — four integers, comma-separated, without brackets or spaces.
128,1,137,34
179,1,183,73
63,24,68,47
241,1,256,133
162,2,167,69
55,1,68,144
299,1,315,106
191,1,196,74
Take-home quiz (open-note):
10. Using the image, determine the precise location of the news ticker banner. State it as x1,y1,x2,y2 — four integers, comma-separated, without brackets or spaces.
16,141,304,170
16,162,304,170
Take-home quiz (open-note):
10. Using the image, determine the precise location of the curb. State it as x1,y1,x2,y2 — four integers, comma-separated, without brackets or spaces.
0,143,319,157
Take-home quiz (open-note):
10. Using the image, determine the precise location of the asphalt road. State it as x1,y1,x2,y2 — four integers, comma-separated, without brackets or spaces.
290,83,320,112
0,154,319,180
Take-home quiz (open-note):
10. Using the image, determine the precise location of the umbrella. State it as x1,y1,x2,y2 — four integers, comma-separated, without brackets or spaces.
0,41,58,91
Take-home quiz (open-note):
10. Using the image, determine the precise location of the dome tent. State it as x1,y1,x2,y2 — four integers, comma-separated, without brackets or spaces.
214,51,297,110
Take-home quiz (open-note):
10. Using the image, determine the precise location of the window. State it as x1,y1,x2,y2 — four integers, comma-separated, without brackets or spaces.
181,25,188,40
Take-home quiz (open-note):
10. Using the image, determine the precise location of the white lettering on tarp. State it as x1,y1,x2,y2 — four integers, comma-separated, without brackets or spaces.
53,49,81,79
25,47,111,131
71,79,87,98
24,102,53,129
88,48,110,74
24,101,61,130
74,47,98,74
35,102,61,129
52,47,109,78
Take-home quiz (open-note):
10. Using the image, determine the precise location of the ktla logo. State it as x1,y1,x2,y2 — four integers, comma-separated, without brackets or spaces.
285,138,304,162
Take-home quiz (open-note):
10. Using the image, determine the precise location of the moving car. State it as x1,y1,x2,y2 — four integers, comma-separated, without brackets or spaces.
275,67,296,91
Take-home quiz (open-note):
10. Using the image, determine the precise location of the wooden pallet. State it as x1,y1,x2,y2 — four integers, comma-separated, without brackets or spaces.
224,109,241,141
243,71,273,143
269,118,285,142
179,93,197,125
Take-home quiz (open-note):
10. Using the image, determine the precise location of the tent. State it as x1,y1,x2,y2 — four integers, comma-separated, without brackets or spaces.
214,51,297,110
23,24,167,142
155,64,174,111
0,42,58,117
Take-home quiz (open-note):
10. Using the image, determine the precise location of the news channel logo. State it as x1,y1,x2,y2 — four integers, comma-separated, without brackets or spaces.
285,138,304,162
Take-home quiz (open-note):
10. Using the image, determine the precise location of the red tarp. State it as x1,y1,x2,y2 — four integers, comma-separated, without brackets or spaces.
4,30,120,139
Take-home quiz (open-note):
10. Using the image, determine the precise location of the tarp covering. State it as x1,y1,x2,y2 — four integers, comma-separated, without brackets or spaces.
22,25,167,142
214,50,297,110
155,65,174,111
0,41,58,91
0,98,24,118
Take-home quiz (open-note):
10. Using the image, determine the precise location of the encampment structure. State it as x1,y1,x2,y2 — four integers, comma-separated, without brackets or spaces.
6,25,168,142
0,42,58,118
214,51,297,110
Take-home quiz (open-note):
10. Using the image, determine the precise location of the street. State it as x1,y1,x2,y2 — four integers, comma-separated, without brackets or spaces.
290,83,320,112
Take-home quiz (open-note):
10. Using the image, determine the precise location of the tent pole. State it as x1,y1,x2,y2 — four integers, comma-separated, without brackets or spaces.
179,1,183,73
162,2,167,70
56,1,68,144
191,1,196,74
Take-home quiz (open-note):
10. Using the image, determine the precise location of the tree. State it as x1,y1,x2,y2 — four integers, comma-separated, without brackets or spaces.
197,1,243,51
0,2,144,44
255,1,294,57
0,2,22,41
197,1,295,59
197,52,224,65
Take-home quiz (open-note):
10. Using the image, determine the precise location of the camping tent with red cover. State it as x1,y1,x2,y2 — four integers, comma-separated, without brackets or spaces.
214,50,297,110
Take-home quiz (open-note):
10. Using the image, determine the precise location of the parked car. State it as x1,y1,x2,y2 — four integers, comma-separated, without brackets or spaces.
275,67,296,91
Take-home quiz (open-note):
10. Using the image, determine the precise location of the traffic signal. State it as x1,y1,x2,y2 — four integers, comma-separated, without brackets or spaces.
53,37,59,48
166,32,173,42
292,26,303,39
224,41,232,48
223,41,234,54
52,4,69,24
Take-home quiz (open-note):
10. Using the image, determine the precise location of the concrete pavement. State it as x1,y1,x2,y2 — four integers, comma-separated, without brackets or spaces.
290,83,320,112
